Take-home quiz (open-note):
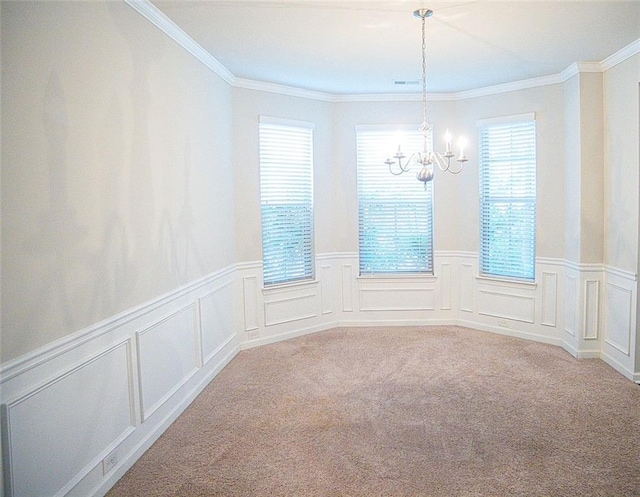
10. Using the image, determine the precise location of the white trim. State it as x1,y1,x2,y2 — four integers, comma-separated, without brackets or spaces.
354,123,421,133
604,264,637,281
0,265,235,383
125,1,639,103
560,61,603,82
124,0,235,85
477,112,536,128
237,78,332,102
316,252,357,261
92,342,239,497
601,39,640,72
332,92,455,103
259,115,315,130
564,260,603,274
458,73,563,100
435,250,477,259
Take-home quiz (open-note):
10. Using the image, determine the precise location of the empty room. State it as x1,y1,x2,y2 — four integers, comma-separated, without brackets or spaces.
1,1,640,496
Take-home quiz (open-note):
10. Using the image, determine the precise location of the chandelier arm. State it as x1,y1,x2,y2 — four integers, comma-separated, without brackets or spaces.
432,152,451,172
446,161,465,174
383,9,467,183
388,153,416,175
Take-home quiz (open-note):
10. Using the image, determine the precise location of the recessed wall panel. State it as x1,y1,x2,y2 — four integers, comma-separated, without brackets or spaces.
243,276,259,331
136,305,199,420
478,289,535,323
359,287,435,311
460,264,473,312
564,274,578,336
320,264,333,315
199,281,235,363
541,272,558,327
342,265,353,312
604,282,632,355
440,263,451,310
584,280,600,340
3,341,134,497
264,292,318,326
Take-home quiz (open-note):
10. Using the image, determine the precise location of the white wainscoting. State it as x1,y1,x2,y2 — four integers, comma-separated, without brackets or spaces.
561,263,603,358
601,266,638,380
1,266,239,497
2,253,637,497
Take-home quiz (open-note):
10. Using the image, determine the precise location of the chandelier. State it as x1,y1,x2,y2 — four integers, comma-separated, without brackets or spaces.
385,9,467,186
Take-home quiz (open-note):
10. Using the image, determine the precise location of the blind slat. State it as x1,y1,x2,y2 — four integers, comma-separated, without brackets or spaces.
479,119,536,281
260,122,314,286
357,128,434,274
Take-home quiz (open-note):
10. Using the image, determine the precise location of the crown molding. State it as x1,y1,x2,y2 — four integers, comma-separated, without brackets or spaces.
124,0,639,103
455,73,563,100
601,38,640,72
234,78,334,102
124,0,235,85
560,61,603,82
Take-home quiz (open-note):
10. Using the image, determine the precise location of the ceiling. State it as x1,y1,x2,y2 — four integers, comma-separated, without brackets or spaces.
151,1,640,95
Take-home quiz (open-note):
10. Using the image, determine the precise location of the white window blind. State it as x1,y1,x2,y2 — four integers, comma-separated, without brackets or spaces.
479,115,536,281
259,117,314,286
357,126,434,275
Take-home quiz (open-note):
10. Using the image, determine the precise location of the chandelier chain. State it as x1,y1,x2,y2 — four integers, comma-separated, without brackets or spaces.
384,8,468,184
421,13,428,155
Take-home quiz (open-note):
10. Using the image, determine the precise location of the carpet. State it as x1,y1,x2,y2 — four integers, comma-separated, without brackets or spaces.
107,326,640,496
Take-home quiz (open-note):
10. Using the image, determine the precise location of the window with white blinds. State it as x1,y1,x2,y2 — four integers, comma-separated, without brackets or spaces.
357,126,434,275
479,114,536,281
259,117,314,286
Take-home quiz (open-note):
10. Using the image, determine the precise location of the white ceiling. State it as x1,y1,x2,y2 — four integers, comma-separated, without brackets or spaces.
151,1,640,95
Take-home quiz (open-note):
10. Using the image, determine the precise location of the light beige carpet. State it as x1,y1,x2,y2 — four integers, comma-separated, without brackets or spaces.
107,326,640,496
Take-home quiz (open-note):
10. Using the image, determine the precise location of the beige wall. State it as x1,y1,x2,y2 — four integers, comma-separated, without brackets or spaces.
1,1,236,362
2,1,638,367
332,99,454,253
456,85,567,259
232,87,334,262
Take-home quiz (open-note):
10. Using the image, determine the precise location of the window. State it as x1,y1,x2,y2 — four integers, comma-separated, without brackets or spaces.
259,117,314,286
357,125,434,275
478,113,536,281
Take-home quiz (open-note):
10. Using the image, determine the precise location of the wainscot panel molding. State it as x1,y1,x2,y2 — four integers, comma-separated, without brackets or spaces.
358,277,437,312
564,273,579,338
601,265,637,380
2,255,637,496
583,280,600,340
541,272,558,327
440,263,452,310
1,265,239,497
136,304,199,421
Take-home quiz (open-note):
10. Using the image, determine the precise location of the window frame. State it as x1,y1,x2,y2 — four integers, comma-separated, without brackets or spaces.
259,116,315,287
477,113,537,282
356,124,435,277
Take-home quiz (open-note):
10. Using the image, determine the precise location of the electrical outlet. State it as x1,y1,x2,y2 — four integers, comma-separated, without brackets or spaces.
248,331,259,340
102,450,118,475
498,320,510,328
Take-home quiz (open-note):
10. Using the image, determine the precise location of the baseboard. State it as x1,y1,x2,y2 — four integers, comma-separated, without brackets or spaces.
240,322,337,350
91,342,239,497
600,350,637,382
458,319,563,348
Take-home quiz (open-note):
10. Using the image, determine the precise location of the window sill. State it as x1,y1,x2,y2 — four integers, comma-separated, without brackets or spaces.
262,278,319,295
357,273,437,283
475,274,537,290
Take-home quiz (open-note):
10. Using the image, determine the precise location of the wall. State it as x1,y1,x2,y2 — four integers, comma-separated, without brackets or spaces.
1,2,638,496
601,52,640,378
1,0,236,363
1,2,238,497
232,87,334,262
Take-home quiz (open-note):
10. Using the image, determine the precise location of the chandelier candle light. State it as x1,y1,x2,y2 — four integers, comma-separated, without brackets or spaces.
385,8,468,187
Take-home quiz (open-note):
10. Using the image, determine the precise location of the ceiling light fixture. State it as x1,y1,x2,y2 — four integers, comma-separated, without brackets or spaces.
385,9,468,187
